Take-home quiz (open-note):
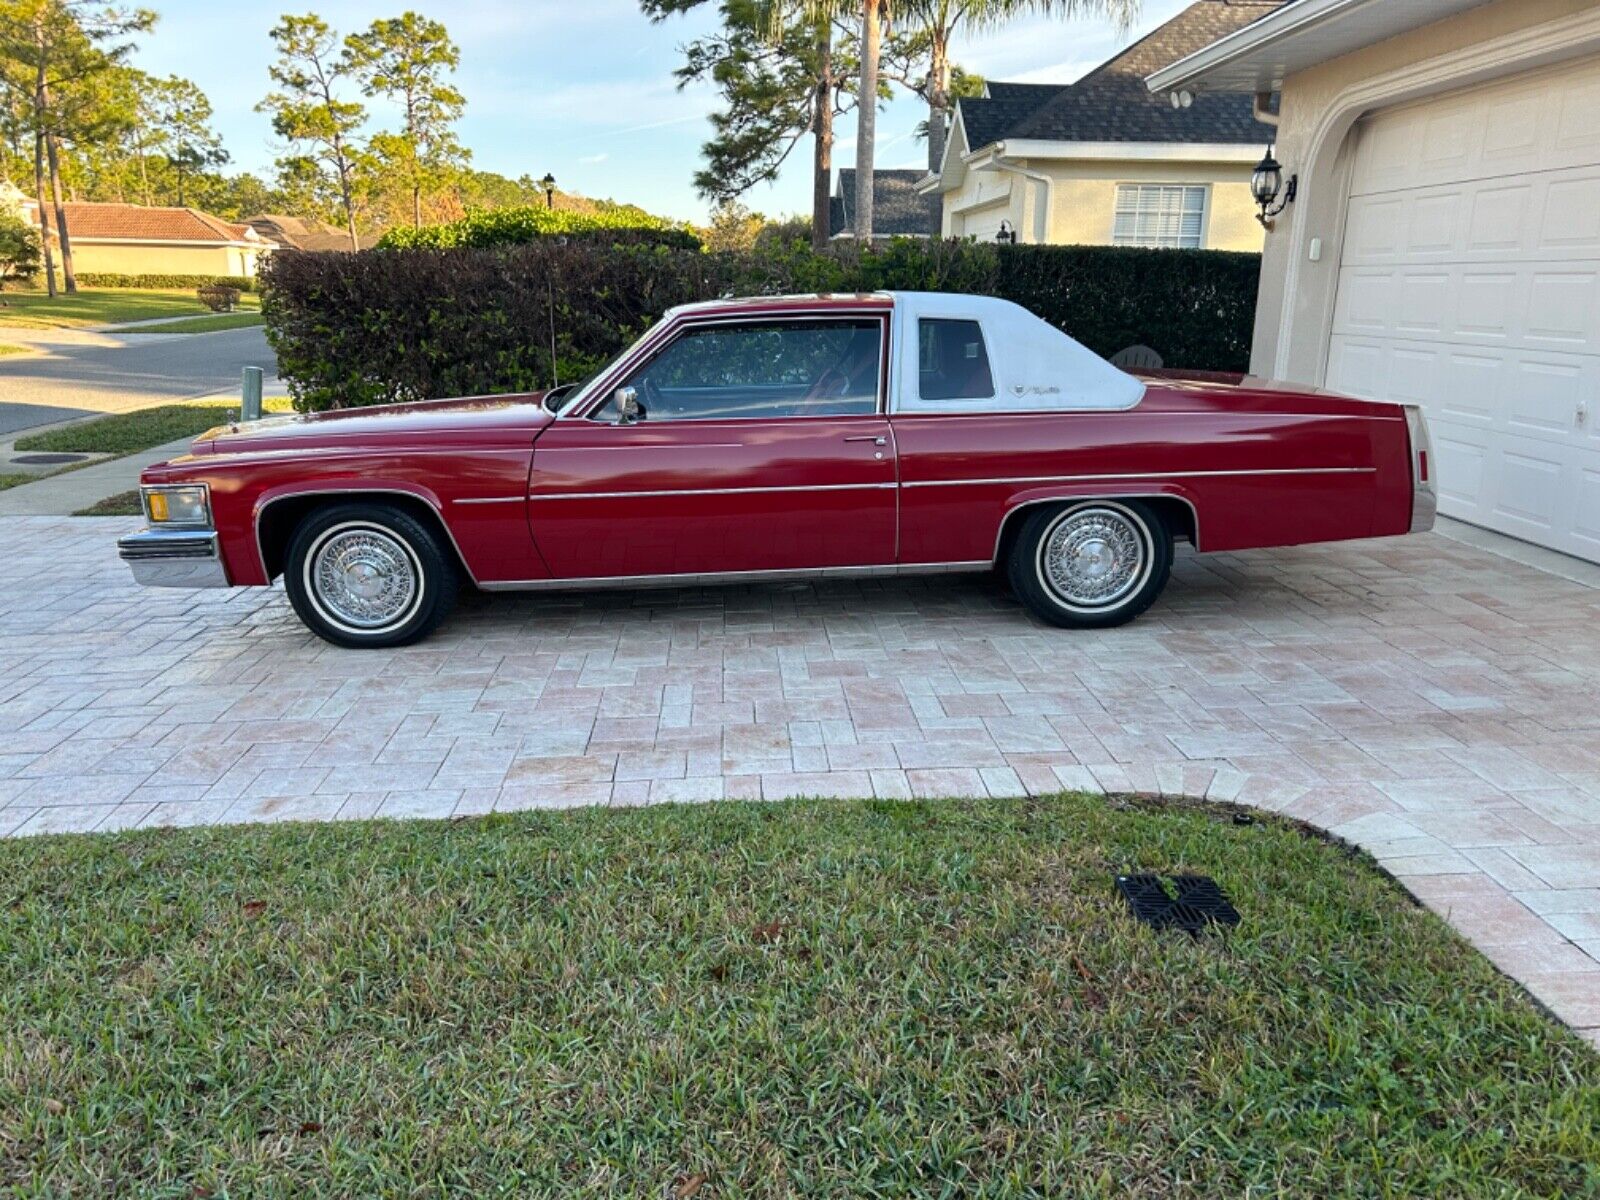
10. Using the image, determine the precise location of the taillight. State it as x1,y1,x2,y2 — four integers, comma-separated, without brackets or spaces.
1418,449,1429,483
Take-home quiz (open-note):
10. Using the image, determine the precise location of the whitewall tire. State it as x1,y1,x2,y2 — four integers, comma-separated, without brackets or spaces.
284,502,459,648
1007,500,1172,629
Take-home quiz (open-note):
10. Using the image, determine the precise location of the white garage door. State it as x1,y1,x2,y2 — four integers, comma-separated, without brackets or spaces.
958,203,1008,243
1325,57,1600,562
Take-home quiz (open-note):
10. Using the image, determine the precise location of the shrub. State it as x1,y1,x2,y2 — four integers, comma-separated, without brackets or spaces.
0,213,41,291
263,238,1259,412
74,272,259,292
197,284,241,312
261,242,737,411
377,205,701,252
996,245,1260,373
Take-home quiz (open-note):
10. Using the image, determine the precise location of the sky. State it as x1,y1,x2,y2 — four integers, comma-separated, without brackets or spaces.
130,0,1194,224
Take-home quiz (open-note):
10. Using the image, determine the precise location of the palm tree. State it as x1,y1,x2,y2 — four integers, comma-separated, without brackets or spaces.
852,0,1142,239
853,0,884,245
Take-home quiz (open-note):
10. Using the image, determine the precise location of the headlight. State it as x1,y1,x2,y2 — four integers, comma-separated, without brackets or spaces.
142,484,211,527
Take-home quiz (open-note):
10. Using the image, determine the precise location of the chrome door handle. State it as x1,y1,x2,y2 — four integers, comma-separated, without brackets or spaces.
843,435,887,446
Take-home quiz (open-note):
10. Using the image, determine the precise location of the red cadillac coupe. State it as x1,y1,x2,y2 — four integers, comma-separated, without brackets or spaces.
120,292,1435,648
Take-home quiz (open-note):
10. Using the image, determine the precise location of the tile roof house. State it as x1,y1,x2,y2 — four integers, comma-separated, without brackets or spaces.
919,0,1283,250
1,187,276,277
828,168,940,241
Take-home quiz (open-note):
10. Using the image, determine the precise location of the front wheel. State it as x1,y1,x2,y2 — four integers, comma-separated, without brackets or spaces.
284,502,459,648
1007,499,1172,629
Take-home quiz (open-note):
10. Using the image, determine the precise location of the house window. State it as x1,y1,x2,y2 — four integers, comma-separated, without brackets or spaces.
1112,184,1207,249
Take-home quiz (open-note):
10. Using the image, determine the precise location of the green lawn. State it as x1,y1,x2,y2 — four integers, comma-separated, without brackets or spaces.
0,471,35,491
14,401,238,456
109,311,265,335
71,488,141,516
1,794,1593,1198
0,288,260,329
0,341,32,355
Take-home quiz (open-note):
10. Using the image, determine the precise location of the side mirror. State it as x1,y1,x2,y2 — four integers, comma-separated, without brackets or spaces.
615,386,641,424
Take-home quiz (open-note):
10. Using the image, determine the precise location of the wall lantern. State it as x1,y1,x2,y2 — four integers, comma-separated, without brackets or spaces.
1250,148,1297,228
995,220,1017,245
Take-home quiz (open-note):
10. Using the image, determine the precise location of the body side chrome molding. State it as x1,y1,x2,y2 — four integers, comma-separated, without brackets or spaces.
452,496,526,506
528,481,898,502
253,487,484,588
991,492,1204,555
903,466,1374,489
478,560,990,592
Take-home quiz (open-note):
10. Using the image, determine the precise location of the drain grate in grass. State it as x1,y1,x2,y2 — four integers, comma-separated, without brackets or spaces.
1116,872,1241,934
11,452,88,465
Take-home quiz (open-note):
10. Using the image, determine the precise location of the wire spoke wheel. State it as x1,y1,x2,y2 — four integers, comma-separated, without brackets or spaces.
1039,506,1149,610
303,521,426,635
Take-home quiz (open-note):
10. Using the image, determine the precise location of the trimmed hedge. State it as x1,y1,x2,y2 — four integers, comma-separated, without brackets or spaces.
75,272,259,293
261,239,1259,412
376,205,701,252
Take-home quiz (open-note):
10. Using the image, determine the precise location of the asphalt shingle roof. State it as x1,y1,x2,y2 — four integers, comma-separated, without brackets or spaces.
956,1,1283,152
830,169,938,238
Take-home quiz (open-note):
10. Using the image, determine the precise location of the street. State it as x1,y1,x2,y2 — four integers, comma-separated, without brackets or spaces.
0,325,276,436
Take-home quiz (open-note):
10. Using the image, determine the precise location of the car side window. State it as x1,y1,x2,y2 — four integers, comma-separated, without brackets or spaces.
599,319,883,422
918,318,995,401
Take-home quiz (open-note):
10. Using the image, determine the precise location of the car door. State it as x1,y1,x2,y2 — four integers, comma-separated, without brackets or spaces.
527,314,897,580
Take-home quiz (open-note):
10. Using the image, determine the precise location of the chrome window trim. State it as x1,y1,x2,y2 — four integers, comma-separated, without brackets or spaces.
253,487,483,588
567,309,894,422
915,316,997,403
478,560,990,592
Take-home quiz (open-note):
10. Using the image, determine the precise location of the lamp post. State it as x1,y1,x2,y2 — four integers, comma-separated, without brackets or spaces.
996,220,1017,245
539,173,556,210
1250,148,1297,228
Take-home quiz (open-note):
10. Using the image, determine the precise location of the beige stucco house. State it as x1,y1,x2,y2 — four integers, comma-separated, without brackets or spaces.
919,1,1281,251
1150,0,1600,565
1,184,274,277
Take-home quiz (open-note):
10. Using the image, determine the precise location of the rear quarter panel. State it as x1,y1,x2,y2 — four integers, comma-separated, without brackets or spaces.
893,383,1412,562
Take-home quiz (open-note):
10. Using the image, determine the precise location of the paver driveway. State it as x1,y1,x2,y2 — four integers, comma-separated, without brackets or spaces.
2,515,1598,1040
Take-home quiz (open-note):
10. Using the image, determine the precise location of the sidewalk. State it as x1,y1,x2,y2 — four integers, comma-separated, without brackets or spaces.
0,378,288,516
0,436,193,515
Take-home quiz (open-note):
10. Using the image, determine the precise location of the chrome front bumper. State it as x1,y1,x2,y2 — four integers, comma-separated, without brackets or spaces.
118,528,229,588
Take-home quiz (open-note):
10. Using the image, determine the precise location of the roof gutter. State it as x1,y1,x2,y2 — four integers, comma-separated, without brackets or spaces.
1146,0,1372,93
990,142,1053,243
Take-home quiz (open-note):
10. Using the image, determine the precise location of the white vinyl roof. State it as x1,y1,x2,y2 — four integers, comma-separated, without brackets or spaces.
1146,0,1493,95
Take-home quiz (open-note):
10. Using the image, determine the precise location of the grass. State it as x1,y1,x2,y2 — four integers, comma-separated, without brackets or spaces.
0,341,32,355
1,793,1594,1198
0,472,35,491
14,396,296,457
71,488,141,516
0,288,259,330
109,311,265,335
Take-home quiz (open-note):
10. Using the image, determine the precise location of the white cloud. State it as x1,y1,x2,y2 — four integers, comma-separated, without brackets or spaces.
579,152,610,165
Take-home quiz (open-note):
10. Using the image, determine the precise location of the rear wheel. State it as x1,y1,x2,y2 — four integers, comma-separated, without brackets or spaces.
1007,499,1171,629
284,502,458,648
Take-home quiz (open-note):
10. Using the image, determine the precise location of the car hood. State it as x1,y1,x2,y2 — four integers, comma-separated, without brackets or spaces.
190,393,555,456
